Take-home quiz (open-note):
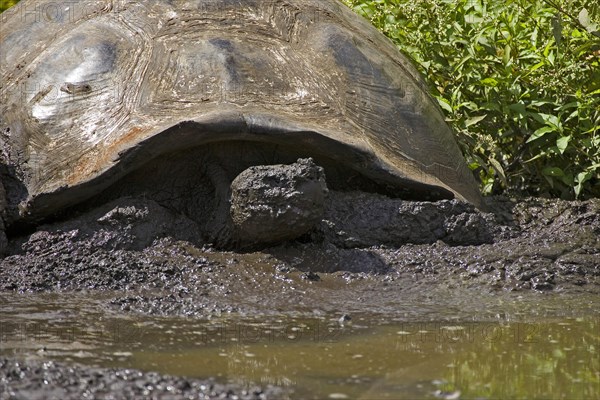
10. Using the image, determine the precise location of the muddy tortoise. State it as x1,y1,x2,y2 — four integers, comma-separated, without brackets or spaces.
0,0,483,250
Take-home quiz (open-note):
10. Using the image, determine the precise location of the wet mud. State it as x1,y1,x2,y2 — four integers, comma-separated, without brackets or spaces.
1,191,598,397
0,358,283,400
1,193,598,307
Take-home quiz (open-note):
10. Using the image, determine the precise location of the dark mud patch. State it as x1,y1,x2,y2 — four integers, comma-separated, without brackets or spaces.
0,358,284,399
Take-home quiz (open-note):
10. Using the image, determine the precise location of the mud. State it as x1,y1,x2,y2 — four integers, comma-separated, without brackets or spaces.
1,191,599,398
0,358,285,399
0,193,598,306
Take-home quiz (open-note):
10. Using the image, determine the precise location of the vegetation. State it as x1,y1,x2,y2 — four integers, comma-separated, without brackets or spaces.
0,0,18,13
344,0,600,199
2,0,599,198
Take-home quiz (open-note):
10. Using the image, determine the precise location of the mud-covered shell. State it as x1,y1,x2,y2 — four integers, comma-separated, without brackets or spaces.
0,0,483,226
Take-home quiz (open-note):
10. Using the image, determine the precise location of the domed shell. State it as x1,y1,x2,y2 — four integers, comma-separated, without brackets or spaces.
0,0,483,226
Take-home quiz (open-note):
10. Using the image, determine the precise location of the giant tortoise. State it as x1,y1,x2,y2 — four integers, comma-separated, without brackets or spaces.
0,0,483,250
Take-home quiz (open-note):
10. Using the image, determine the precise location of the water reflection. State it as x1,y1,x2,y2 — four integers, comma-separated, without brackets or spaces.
0,293,598,399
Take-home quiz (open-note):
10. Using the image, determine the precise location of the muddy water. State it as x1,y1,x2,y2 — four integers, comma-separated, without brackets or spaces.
1,292,598,399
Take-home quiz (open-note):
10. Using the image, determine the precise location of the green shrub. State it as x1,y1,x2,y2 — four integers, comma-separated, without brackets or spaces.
344,0,600,199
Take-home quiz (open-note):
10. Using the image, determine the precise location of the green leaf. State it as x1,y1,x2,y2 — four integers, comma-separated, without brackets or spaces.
542,167,573,186
524,152,546,163
578,8,590,28
574,177,587,198
436,97,453,113
551,14,562,46
458,101,479,111
573,171,593,199
587,24,600,36
556,136,571,154
468,161,481,171
508,103,527,116
576,170,592,183
527,126,556,143
543,167,564,177
558,102,579,110
489,158,507,185
465,115,487,127
480,77,498,87
529,100,554,107
482,102,501,112
543,40,553,57
530,112,560,128
561,173,574,187
526,61,545,75
503,44,512,66
465,14,483,24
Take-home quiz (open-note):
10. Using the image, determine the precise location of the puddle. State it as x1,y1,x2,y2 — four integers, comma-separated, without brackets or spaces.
1,292,598,399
